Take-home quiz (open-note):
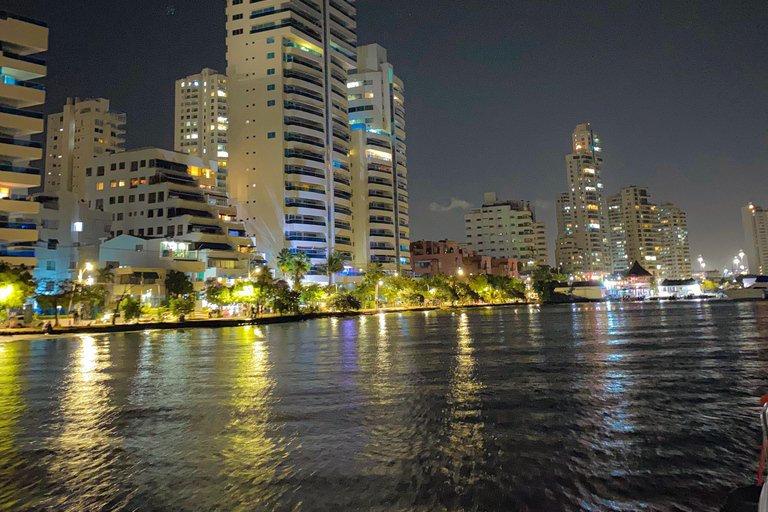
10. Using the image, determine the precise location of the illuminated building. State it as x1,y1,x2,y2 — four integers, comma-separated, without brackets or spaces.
348,44,409,274
410,239,518,279
658,202,691,279
742,203,768,275
44,97,125,196
0,11,47,266
554,123,608,276
174,68,228,191
225,0,358,280
464,192,547,274
83,148,258,282
606,186,662,276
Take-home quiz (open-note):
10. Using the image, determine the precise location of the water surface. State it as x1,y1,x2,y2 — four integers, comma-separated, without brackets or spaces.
2,301,768,511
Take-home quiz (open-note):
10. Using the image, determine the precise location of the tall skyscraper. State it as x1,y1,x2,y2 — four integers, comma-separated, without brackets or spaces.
659,202,691,279
555,123,608,276
44,97,125,197
225,0,358,278
606,186,661,276
464,192,547,273
174,69,228,191
348,44,409,274
0,12,48,266
742,203,768,275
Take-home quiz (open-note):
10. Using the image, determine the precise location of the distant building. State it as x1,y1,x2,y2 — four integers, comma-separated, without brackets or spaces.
659,202,691,279
174,68,228,191
464,192,546,274
554,123,608,276
606,186,662,276
742,203,768,275
0,12,48,266
410,239,518,279
44,97,126,196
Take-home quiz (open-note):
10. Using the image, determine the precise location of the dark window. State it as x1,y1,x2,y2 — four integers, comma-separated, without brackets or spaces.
97,166,105,176
147,228,154,236
129,195,135,203
233,28,243,35
167,226,175,237
129,229,134,235
95,199,103,210
110,163,117,171
157,191,164,202
268,132,276,138
233,0,242,5
267,52,275,59
267,68,275,75
131,161,138,171
157,208,164,217
148,192,156,203
109,197,116,205
85,167,92,177
140,160,146,167
139,193,145,201
157,226,163,235
118,196,124,204
148,210,154,218
267,84,275,91
267,36,274,43
138,229,144,237
119,162,125,170
233,13,243,20
267,100,275,106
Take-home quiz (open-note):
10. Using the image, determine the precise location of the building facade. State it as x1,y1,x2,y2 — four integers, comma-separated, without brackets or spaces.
174,68,228,191
658,201,691,279
348,43,410,274
606,186,661,276
83,148,258,282
32,191,111,290
225,0,358,279
464,192,546,274
0,11,47,266
742,203,768,275
44,97,125,196
410,239,518,279
554,123,608,276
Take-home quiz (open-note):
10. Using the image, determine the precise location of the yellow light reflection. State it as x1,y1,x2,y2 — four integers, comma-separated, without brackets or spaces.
0,341,24,506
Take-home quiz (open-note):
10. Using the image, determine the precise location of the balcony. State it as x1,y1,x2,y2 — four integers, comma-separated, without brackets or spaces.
0,198,39,214
0,78,45,108
0,135,42,162
0,248,36,267
0,221,36,242
0,105,44,135
0,164,41,188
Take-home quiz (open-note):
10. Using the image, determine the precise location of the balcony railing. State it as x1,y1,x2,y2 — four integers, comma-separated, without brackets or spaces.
0,221,36,230
1,50,45,66
0,11,48,27
0,105,44,120
0,136,42,148
0,249,35,258
0,164,40,175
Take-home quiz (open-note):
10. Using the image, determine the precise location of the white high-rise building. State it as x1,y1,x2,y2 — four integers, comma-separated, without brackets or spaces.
742,203,768,275
225,0,358,279
555,123,608,276
348,44,410,274
0,11,47,267
44,97,125,197
464,192,547,273
174,69,228,191
606,186,661,276
659,202,691,279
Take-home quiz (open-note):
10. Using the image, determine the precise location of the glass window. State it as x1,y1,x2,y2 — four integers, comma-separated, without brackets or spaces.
267,68,275,75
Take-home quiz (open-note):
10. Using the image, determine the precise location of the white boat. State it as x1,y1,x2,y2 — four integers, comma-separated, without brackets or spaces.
725,277,768,300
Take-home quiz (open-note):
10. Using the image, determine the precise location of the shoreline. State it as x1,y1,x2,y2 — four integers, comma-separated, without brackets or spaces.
0,302,533,341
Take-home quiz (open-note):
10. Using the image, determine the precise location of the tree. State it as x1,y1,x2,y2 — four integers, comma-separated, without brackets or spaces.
701,279,719,293
121,296,142,323
300,283,324,311
0,263,35,322
276,248,294,279
328,290,361,312
319,250,346,287
169,296,195,320
290,251,311,290
75,284,110,320
532,265,567,303
165,270,194,298
272,286,300,315
36,279,74,327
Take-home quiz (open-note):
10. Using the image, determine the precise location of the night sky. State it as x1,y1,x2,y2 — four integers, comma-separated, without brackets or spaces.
7,0,768,271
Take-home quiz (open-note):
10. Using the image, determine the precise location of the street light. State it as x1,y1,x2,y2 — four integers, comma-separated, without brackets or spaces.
457,268,464,276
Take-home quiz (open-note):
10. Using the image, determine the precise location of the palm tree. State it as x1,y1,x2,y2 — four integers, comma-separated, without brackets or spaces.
276,248,294,279
290,251,311,290
320,250,346,288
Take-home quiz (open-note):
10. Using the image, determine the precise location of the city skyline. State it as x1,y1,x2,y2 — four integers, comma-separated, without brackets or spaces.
4,0,768,271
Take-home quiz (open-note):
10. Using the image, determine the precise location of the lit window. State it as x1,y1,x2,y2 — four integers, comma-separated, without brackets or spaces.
97,182,104,190
110,180,117,188
118,180,125,187
73,222,83,232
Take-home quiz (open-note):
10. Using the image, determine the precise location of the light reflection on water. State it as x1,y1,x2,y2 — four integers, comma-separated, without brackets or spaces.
1,301,768,511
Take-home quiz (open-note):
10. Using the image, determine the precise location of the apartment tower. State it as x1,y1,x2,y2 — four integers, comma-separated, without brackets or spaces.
606,186,661,276
44,97,125,197
659,202,691,279
464,192,547,273
554,123,608,276
742,203,768,275
225,0,358,278
348,43,409,274
0,12,48,266
174,68,228,191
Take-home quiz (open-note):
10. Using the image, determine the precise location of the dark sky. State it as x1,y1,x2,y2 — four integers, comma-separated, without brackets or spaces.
7,0,768,271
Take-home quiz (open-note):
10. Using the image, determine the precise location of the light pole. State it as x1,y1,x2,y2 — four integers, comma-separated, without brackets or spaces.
69,261,93,325
375,280,383,310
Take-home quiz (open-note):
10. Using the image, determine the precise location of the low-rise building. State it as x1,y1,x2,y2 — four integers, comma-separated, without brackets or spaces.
554,281,606,300
410,239,518,279
658,278,701,297
83,148,259,283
